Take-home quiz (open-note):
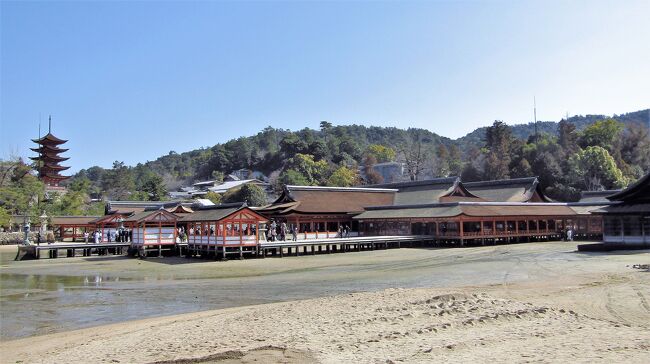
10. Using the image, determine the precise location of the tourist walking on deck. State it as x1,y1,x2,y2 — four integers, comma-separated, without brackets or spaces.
94,230,100,243
344,225,350,238
269,221,277,242
280,222,287,241
83,231,89,243
292,226,298,241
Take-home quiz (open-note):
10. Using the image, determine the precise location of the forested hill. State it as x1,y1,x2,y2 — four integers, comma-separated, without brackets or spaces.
456,109,650,150
65,108,648,203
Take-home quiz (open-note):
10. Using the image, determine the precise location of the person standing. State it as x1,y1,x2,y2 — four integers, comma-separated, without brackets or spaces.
292,226,298,241
94,230,100,244
280,222,287,241
83,231,89,243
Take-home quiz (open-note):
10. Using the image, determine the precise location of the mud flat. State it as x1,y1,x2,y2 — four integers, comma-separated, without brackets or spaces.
1,243,649,363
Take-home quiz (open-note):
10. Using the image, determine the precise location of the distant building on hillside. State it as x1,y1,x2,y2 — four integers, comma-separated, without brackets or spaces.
169,178,270,199
369,162,406,183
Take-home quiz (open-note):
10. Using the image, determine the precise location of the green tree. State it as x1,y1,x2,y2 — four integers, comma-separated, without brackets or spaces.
280,134,309,157
327,166,359,187
483,120,513,180
447,144,463,177
578,118,624,152
204,191,222,205
223,183,267,206
558,119,578,154
46,190,86,216
0,206,11,228
278,169,310,186
284,153,328,185
102,161,135,200
362,154,384,185
139,173,167,201
366,144,396,163
210,170,225,183
0,158,44,217
568,146,628,191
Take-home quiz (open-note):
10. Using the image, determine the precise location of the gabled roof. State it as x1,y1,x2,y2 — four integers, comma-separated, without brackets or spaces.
258,185,397,215
167,205,194,214
51,216,101,226
607,172,650,202
105,200,193,215
178,202,267,222
463,177,551,202
123,209,179,223
579,190,621,203
365,177,482,205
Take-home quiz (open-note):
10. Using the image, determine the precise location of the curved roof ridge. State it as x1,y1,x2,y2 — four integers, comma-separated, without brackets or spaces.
364,176,460,189
287,185,398,192
463,176,538,187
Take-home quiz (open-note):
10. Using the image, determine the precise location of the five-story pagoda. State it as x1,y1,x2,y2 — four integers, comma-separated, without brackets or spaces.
30,117,70,188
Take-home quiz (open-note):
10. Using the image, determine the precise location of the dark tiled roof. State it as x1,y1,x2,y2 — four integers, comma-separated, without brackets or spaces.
607,172,650,202
355,202,576,220
578,190,621,203
463,177,550,202
260,186,396,214
365,177,459,189
592,203,650,214
363,177,483,205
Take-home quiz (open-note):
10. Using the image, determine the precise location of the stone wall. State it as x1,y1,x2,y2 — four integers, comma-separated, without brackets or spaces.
0,232,48,245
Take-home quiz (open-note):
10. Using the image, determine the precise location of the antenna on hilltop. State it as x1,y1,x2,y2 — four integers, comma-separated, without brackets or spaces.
533,97,538,142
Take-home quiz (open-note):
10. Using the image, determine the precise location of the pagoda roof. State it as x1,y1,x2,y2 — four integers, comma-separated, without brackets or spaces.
30,155,69,162
42,175,70,181
32,133,68,145
30,145,69,153
41,163,70,171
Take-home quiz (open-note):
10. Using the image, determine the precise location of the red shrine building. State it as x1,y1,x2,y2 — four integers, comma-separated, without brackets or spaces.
31,118,70,190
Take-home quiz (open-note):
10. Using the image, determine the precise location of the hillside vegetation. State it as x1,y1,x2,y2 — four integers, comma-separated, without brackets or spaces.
1,109,648,221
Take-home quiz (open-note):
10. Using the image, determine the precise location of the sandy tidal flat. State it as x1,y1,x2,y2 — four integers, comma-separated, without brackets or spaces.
1,244,649,363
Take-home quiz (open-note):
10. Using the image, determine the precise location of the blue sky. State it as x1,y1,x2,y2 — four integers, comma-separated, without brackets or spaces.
2,0,649,172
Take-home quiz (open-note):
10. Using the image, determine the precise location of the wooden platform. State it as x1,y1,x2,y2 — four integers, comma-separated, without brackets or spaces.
257,235,435,258
15,242,130,260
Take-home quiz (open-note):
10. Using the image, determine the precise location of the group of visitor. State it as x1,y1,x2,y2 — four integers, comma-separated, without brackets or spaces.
267,221,299,241
177,226,187,243
266,221,353,241
563,226,575,241
83,228,132,243
337,225,351,238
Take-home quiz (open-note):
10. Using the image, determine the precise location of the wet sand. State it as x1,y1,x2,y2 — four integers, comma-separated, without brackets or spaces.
1,242,649,363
